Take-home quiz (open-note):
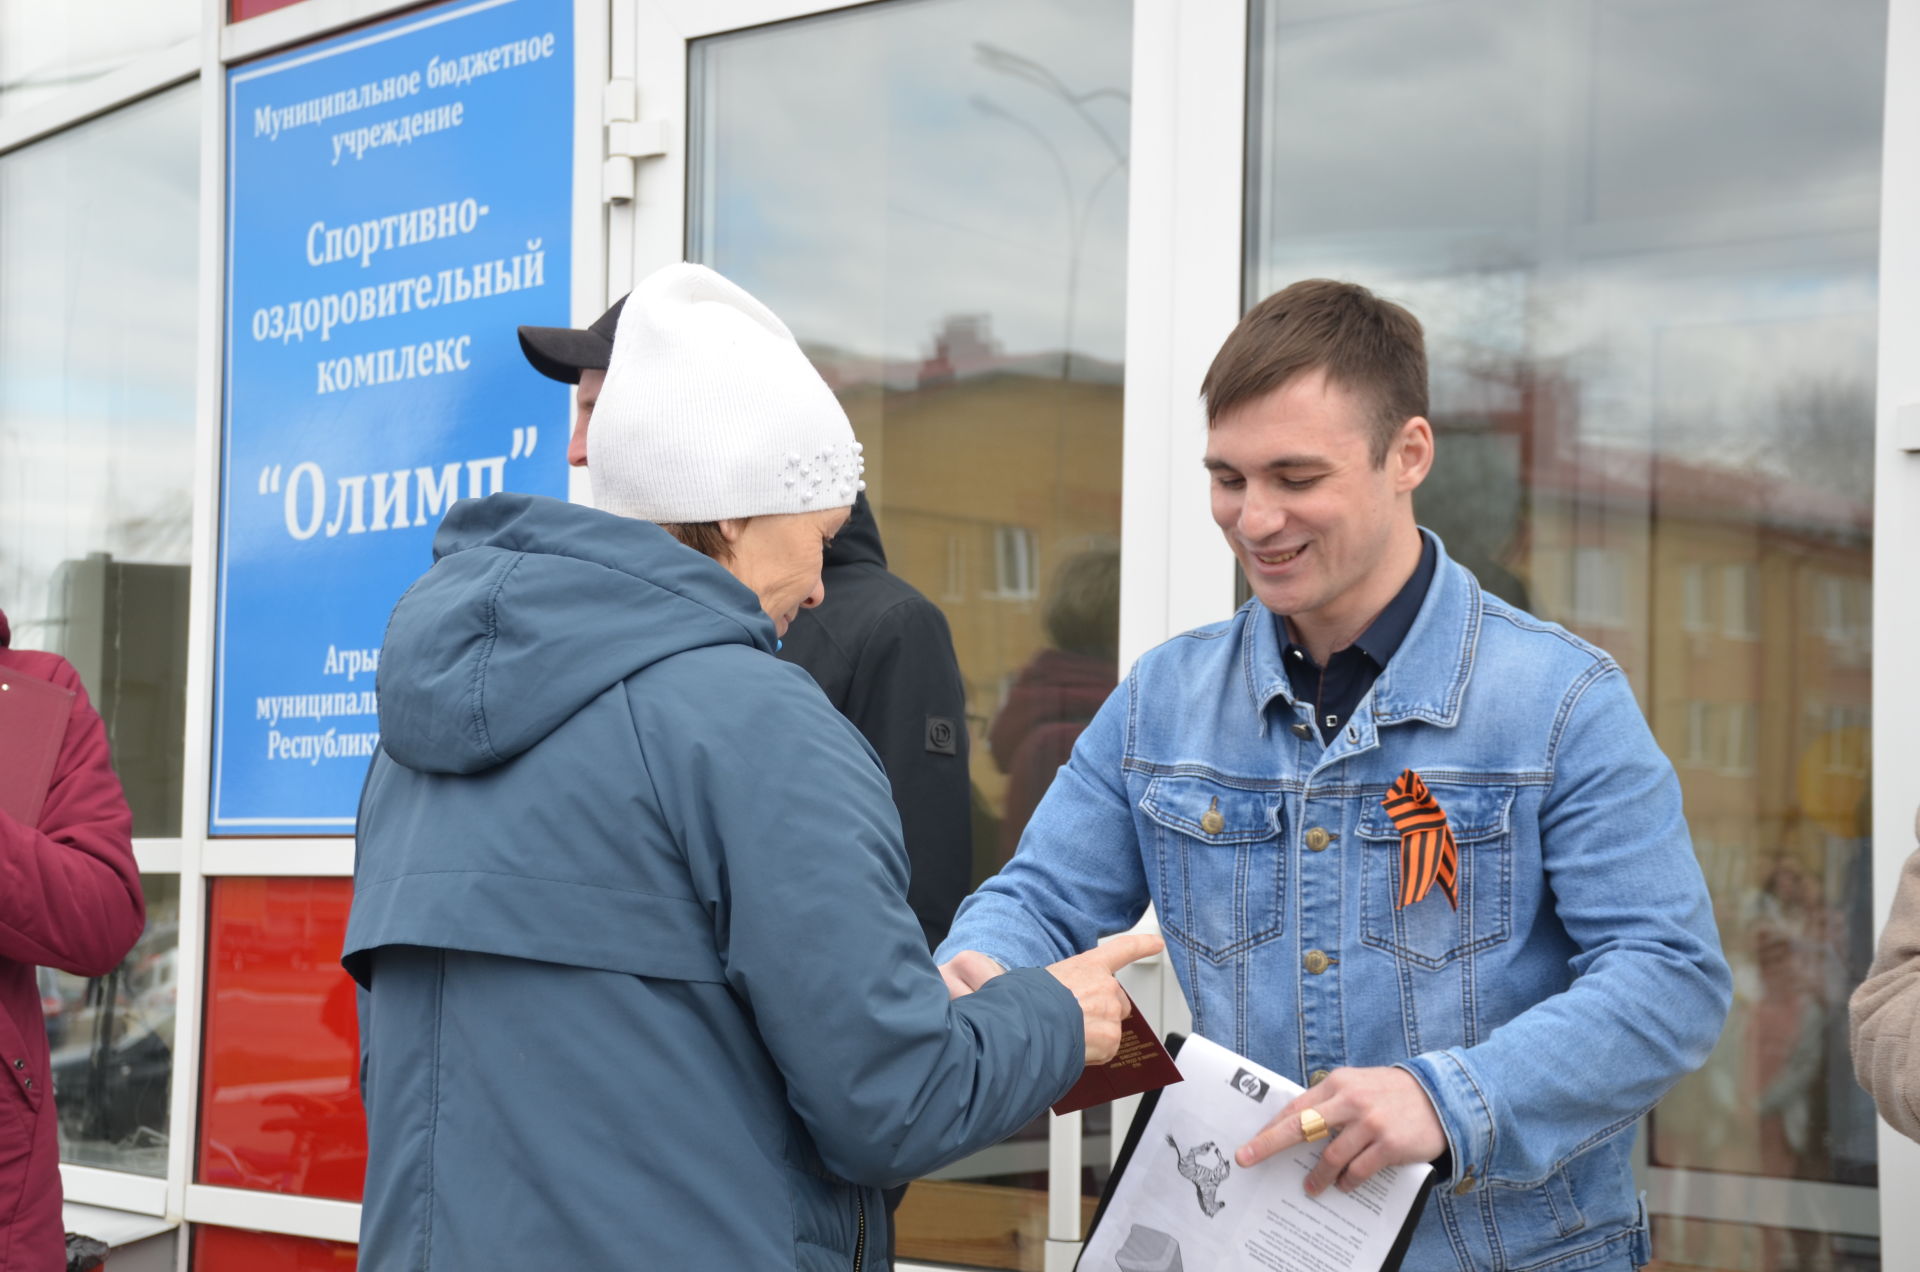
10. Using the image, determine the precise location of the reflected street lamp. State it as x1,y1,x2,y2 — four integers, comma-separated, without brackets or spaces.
971,46,1127,382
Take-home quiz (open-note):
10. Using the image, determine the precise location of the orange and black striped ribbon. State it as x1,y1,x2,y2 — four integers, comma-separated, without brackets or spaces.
1383,769,1458,910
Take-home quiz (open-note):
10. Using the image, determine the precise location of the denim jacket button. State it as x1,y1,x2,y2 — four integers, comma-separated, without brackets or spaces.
1453,1170,1476,1196
1304,949,1331,975
1304,827,1331,852
1309,1069,1330,1086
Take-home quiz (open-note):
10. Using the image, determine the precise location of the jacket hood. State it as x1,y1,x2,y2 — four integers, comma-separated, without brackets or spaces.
376,492,773,776
824,491,886,570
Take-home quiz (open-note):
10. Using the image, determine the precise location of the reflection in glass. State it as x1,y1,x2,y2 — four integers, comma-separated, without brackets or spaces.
690,2,1129,1265
197,878,365,1201
0,85,198,836
1653,1215,1880,1272
1248,0,1883,1264
192,1225,358,1271
0,0,198,117
47,875,179,1176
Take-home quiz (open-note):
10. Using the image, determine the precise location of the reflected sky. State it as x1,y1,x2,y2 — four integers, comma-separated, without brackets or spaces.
690,0,1131,377
0,0,198,116
0,84,199,645
1249,0,1884,498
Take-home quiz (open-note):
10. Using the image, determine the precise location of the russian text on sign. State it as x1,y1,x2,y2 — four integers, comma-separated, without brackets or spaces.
275,444,511,541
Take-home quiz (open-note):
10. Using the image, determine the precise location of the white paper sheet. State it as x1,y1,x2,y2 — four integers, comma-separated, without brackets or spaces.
1078,1035,1431,1272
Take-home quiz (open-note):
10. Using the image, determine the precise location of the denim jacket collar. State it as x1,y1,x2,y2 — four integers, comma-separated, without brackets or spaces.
1241,527,1480,735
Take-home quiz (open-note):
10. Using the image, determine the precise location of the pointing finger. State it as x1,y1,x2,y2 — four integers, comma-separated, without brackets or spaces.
1238,1105,1305,1167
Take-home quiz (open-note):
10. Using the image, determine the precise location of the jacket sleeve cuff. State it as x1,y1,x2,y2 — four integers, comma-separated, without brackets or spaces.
1398,1049,1495,1191
934,928,1047,972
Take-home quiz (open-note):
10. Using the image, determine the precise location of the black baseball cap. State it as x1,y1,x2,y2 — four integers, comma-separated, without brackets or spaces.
517,295,626,384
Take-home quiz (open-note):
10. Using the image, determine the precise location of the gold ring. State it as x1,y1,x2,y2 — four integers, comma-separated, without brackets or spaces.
1299,1108,1330,1143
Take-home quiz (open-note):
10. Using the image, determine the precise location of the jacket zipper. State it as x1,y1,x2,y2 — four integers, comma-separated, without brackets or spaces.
853,1190,867,1272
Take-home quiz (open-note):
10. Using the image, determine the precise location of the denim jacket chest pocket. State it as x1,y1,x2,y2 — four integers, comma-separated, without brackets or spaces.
1140,775,1285,963
1356,780,1517,969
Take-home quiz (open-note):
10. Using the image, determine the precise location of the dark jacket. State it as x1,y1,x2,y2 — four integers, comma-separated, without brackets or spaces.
0,609,144,1272
778,493,971,947
343,494,1082,1272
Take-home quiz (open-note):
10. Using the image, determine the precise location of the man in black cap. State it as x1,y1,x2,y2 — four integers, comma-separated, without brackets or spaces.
518,296,625,467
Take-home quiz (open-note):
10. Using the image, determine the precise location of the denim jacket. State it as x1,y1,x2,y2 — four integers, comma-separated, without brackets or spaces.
940,532,1732,1272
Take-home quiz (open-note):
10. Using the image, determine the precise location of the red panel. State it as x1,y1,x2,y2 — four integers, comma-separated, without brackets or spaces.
229,0,310,19
193,1225,357,1271
197,878,366,1201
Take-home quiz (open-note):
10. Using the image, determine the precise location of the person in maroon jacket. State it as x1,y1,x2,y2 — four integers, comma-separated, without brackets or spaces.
0,607,144,1270
987,546,1121,869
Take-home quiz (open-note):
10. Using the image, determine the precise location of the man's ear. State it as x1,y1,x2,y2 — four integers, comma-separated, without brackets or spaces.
1394,417,1435,493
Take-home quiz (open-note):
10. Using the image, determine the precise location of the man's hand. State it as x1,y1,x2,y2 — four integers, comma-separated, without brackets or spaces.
940,936,1165,1064
1043,934,1165,1065
939,950,1007,999
1236,1066,1446,1195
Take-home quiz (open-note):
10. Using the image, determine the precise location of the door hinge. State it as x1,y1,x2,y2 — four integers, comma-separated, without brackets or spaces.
603,78,670,205
1899,403,1920,453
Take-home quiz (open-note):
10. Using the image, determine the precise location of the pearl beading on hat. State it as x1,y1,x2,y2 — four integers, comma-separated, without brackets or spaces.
782,440,867,506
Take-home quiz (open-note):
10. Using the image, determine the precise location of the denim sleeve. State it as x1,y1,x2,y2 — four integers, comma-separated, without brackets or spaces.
936,674,1153,970
1398,663,1732,1189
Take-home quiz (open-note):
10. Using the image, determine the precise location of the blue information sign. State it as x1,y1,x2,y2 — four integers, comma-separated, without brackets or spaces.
213,0,573,834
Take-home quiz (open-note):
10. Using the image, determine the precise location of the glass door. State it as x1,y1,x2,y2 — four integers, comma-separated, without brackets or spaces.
631,1,1137,1267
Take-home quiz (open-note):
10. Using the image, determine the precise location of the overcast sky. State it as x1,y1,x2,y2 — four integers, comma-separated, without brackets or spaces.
690,0,1133,370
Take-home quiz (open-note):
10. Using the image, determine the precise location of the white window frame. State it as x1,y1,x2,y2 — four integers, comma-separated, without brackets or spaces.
1879,3,1920,1262
1721,560,1761,640
1571,545,1628,627
1680,561,1711,633
1719,700,1755,776
1685,700,1712,768
987,525,1039,601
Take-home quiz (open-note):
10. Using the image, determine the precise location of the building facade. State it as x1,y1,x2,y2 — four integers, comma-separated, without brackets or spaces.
2,0,1917,1267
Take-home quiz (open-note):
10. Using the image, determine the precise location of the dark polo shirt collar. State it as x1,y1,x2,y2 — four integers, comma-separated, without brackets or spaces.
1279,532,1438,742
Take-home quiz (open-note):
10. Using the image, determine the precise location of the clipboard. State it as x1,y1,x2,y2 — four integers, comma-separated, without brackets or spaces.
1076,1033,1436,1272
0,667,73,828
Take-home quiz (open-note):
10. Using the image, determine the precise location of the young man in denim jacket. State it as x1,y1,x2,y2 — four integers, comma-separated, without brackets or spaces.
938,280,1732,1271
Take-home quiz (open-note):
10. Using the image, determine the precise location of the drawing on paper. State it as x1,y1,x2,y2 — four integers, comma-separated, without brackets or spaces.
1165,1134,1230,1217
1114,1222,1184,1272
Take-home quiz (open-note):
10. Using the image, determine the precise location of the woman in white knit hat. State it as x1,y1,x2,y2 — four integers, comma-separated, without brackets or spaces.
342,263,1160,1271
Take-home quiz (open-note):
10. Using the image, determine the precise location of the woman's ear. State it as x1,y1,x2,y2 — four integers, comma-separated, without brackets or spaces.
716,518,747,545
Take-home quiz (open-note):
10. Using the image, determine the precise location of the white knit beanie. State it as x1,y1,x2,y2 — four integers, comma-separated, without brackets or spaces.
588,262,865,522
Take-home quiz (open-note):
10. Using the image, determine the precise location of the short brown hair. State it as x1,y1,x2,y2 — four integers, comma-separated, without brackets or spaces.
1200,279,1427,466
661,521,737,560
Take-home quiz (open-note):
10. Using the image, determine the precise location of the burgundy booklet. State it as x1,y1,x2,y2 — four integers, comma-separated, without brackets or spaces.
0,668,73,828
1052,992,1183,1115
